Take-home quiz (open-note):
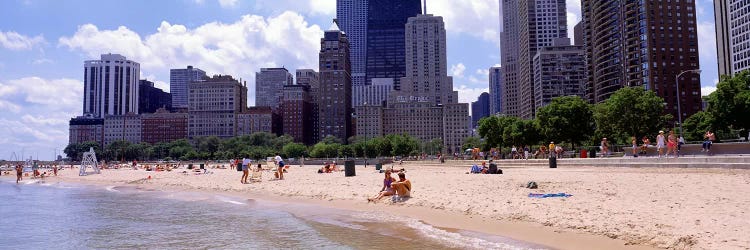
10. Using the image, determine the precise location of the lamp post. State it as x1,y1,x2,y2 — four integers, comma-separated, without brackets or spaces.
675,69,701,139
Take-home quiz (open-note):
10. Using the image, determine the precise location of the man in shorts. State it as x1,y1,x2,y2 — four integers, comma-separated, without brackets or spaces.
656,131,666,158
16,164,23,183
274,155,284,180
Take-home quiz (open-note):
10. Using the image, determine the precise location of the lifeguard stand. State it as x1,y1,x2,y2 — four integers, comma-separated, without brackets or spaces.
79,147,100,176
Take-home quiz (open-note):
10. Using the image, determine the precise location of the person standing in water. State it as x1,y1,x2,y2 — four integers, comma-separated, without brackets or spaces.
16,164,23,183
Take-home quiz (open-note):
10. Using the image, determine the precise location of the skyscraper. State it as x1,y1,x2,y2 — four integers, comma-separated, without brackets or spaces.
255,67,294,110
471,92,490,129
489,66,503,115
365,0,422,90
336,0,368,86
282,84,313,144
500,0,520,117
318,29,353,142
582,0,701,121
83,53,140,118
517,0,568,119
533,40,586,109
169,66,206,110
188,75,248,139
296,69,320,142
715,1,750,77
138,79,172,114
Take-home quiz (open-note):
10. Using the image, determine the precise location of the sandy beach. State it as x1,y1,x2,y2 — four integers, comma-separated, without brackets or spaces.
6,161,750,250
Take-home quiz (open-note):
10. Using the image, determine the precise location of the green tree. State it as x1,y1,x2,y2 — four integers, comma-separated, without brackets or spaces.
273,135,294,151
462,137,484,151
64,141,102,161
593,87,672,144
424,138,443,155
195,136,222,157
477,116,503,148
389,134,420,156
536,96,594,148
708,71,750,139
320,135,343,144
339,144,355,157
283,143,307,158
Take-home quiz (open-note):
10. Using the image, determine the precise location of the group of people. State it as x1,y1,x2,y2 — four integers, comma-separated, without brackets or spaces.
238,155,286,184
367,170,412,202
628,130,716,158
317,161,341,173
469,160,502,174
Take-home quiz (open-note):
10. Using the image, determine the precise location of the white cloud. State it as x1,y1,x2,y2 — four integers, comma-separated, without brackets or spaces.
701,86,717,96
308,0,336,15
454,85,490,104
59,11,324,106
451,63,466,77
32,58,54,65
431,0,500,45
218,0,237,8
696,21,716,69
0,30,45,50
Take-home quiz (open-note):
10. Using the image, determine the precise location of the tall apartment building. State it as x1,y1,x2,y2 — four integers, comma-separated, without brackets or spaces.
353,78,393,107
582,0,701,121
83,53,140,118
500,0,520,117
336,0,368,86
188,75,248,139
365,0,422,90
141,108,188,144
318,29,353,142
715,1,750,77
103,113,142,146
382,14,469,153
169,66,206,110
138,79,172,114
68,116,104,146
237,107,277,136
489,66,503,115
282,84,314,144
517,0,568,119
255,67,293,110
471,92,490,129
533,40,586,109
296,69,320,142
573,21,584,46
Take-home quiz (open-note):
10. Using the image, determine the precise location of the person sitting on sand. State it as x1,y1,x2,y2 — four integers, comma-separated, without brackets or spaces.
368,170,397,202
480,162,489,174
390,172,412,198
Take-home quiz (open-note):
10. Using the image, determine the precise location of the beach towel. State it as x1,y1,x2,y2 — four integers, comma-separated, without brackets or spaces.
470,164,482,174
528,193,572,198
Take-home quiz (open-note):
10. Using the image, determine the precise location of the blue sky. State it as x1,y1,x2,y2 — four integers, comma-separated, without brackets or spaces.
0,0,718,160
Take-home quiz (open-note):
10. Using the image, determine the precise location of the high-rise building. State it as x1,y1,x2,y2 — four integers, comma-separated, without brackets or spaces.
83,53,140,118
296,69,320,142
138,79,172,114
715,1,750,77
517,0,568,119
573,21,584,46
169,66,206,110
471,92,490,129
382,14,469,153
103,113,141,146
336,0,368,86
282,84,314,144
188,75,248,139
582,0,701,121
353,78,393,107
68,115,104,146
141,108,188,144
365,0,422,90
489,66,503,115
255,67,294,110
318,29,353,142
500,0,520,117
533,40,586,109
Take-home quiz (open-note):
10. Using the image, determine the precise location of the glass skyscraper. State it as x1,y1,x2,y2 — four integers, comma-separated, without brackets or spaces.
365,0,421,90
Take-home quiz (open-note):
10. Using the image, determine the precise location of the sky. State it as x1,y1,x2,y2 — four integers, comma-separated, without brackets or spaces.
0,0,718,160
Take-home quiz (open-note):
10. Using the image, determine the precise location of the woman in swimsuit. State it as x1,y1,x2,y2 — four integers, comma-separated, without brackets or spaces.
667,130,678,158
368,170,397,202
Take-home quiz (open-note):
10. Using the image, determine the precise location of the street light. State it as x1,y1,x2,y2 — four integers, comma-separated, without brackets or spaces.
675,69,702,139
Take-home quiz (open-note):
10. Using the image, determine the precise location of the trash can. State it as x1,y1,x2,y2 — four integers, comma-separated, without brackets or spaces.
590,147,597,158
344,160,356,177
199,164,205,170
375,163,383,171
580,149,588,158
188,164,193,169
549,156,557,168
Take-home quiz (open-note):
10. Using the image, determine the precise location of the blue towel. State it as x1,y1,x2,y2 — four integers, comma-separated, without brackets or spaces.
528,193,572,198
470,165,482,173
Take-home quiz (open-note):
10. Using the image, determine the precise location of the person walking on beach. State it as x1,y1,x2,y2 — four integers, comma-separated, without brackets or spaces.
656,131,666,158
53,164,58,176
600,138,610,157
16,164,23,183
631,136,638,157
390,172,412,198
667,130,678,158
240,158,250,184
274,155,285,180
702,130,715,153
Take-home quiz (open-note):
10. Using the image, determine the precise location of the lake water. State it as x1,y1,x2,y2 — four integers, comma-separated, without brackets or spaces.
0,179,544,249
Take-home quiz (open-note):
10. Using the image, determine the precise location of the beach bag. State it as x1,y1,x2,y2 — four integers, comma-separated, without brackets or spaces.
526,181,538,189
497,168,503,174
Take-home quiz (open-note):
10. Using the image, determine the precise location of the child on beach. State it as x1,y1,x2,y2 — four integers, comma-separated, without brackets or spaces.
368,170,397,202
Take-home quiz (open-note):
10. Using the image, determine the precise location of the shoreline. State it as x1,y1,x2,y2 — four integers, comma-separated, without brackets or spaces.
6,171,656,250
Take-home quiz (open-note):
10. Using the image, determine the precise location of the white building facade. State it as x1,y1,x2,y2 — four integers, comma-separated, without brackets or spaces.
83,53,140,118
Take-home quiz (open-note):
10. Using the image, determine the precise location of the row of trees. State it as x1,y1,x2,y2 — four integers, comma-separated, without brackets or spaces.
476,71,750,152
64,132,438,162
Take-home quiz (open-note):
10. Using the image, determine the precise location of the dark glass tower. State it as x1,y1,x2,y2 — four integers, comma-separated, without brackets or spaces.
365,0,421,90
